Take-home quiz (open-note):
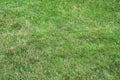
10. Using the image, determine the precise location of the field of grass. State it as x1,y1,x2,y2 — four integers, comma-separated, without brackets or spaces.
0,0,120,80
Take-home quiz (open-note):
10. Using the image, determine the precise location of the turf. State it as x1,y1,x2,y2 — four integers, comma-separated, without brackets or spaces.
0,0,120,80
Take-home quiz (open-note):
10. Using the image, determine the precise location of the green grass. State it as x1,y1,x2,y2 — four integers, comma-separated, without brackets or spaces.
0,0,120,80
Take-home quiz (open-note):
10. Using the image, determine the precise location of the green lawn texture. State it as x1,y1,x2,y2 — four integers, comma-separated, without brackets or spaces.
0,0,120,80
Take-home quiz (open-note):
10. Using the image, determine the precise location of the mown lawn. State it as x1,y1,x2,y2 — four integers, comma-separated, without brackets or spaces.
0,0,120,80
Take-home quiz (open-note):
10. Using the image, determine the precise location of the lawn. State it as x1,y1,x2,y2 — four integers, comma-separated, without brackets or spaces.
0,0,120,80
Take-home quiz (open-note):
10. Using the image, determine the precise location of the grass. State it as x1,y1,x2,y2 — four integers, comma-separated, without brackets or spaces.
0,0,120,80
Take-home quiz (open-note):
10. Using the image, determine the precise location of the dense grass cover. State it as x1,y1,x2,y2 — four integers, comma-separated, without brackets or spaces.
0,0,120,80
